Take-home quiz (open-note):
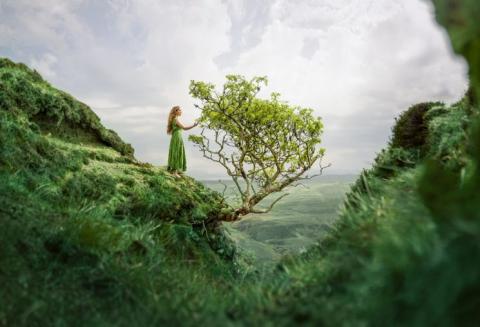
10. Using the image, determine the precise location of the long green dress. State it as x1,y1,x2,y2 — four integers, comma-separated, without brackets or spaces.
167,119,187,172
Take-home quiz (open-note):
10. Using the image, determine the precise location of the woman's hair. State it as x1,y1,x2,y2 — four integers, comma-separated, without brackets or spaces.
167,106,180,134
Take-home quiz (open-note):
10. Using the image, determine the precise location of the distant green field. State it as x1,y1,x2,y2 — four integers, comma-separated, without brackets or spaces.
201,175,356,267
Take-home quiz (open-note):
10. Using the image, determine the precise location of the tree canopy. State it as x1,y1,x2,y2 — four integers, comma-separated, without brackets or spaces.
188,75,328,220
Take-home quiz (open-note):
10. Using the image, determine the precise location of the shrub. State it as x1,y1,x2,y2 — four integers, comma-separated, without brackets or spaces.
390,102,442,152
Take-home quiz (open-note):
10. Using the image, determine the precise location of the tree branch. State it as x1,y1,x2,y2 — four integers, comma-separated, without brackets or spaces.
250,193,290,214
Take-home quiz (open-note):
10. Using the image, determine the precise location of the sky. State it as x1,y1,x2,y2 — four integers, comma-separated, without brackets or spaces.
0,0,469,179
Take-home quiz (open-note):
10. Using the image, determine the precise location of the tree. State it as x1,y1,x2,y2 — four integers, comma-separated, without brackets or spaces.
188,75,329,221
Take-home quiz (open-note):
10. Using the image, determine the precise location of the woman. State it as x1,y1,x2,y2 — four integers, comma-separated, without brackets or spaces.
166,105,198,178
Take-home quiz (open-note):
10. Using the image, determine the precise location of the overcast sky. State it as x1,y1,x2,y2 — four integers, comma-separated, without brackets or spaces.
0,0,468,179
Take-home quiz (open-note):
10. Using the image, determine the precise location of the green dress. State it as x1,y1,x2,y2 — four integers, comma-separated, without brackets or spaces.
167,120,187,172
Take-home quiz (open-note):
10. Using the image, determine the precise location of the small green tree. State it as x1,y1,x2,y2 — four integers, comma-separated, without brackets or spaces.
189,75,328,220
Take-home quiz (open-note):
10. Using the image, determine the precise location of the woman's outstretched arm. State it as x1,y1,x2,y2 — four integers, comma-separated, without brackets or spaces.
175,118,198,130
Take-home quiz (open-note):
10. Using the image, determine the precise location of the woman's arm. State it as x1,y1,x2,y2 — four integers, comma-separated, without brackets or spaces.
175,118,198,130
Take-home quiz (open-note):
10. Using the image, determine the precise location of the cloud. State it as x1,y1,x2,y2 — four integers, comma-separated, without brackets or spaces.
218,0,467,174
0,0,468,179
214,0,274,68
30,53,58,78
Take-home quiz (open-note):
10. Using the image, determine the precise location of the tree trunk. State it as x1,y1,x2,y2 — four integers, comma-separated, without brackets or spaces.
229,206,250,221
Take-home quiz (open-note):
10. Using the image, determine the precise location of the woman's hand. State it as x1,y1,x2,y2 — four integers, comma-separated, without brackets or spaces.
175,118,198,130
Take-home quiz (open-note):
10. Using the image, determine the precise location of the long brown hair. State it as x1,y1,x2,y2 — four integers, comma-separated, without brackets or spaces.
167,106,180,134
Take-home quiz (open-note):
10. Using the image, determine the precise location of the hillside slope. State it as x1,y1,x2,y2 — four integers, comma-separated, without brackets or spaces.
0,58,242,326
257,93,480,326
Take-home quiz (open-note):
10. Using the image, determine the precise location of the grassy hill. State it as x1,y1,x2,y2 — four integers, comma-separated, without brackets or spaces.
0,58,245,326
258,94,480,326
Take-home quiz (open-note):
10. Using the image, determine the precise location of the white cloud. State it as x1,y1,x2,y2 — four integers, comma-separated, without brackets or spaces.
30,53,58,78
217,0,467,173
0,0,468,179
